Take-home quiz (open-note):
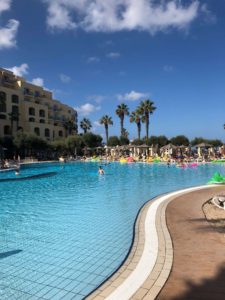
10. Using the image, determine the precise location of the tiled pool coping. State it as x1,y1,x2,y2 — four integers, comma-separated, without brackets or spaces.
86,185,219,300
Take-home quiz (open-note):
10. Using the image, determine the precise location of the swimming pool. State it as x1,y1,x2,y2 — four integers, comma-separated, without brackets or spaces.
0,162,224,299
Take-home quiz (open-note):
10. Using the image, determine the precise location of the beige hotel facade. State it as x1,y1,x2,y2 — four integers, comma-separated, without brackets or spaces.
0,68,77,141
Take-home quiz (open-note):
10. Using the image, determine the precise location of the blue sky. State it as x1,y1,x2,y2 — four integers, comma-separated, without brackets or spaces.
0,0,224,141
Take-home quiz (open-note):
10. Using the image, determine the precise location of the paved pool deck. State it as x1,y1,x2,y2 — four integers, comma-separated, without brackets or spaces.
157,185,225,300
87,185,225,300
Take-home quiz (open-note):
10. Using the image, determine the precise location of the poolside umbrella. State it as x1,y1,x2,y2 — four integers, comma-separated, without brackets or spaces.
195,143,212,148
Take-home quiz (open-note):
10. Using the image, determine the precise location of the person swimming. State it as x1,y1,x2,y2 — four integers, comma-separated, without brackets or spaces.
98,166,105,175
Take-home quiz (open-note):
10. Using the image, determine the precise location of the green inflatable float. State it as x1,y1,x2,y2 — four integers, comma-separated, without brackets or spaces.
208,172,225,184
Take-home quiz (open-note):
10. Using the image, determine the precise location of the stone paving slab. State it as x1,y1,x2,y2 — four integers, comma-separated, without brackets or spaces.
157,186,225,300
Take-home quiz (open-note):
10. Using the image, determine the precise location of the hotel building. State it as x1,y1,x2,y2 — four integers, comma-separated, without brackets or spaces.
0,68,77,141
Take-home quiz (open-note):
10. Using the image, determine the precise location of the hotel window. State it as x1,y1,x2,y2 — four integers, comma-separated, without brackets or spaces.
39,109,45,117
45,128,50,137
12,95,19,104
59,130,63,137
29,107,35,116
29,117,35,122
34,127,40,136
40,119,45,123
4,125,10,135
12,105,19,114
0,91,6,112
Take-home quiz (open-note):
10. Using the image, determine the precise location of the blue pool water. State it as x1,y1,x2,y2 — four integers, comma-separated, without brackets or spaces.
0,162,224,299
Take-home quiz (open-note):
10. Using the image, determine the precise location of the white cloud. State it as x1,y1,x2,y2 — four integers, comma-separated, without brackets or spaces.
93,120,101,127
87,56,100,63
200,4,216,24
31,77,44,87
43,0,201,34
0,1,19,50
117,90,149,102
163,65,174,72
6,63,29,77
106,52,120,59
87,94,105,104
60,73,71,83
0,19,19,50
0,0,11,13
75,103,101,116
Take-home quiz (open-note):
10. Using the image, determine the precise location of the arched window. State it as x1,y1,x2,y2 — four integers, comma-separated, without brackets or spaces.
39,109,45,117
0,91,6,113
45,128,50,137
34,127,40,136
4,125,10,135
29,107,35,116
12,95,19,104
40,119,45,123
59,130,63,137
29,117,35,122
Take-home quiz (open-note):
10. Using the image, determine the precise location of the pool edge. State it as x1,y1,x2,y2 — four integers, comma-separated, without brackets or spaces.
86,184,221,300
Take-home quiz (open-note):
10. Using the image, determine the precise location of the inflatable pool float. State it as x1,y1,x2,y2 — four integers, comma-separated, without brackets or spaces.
208,172,225,184
153,159,161,163
120,158,127,163
188,163,198,167
212,159,225,163
127,157,134,163
147,157,154,163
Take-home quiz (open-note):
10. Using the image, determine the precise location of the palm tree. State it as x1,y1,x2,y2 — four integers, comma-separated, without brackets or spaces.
116,103,129,136
99,115,113,145
138,100,156,144
130,110,142,140
80,118,92,134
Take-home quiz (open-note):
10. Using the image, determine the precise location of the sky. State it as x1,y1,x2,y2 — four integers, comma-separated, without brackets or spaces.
0,0,224,142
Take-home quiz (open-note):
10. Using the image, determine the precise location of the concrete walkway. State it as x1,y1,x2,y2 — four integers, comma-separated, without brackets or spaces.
158,186,225,300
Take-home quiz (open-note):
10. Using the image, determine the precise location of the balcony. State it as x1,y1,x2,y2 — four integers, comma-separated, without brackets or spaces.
1,78,17,89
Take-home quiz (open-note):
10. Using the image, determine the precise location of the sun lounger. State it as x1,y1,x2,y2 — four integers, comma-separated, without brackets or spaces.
212,195,225,209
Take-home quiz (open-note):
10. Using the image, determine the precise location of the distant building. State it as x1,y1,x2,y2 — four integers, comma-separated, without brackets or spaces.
0,68,77,141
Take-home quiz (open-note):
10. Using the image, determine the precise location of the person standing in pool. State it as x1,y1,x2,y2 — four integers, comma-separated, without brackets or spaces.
98,166,105,175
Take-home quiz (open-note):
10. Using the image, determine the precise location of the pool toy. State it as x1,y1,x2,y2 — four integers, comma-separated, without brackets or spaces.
153,159,161,163
120,158,127,163
188,163,198,167
208,172,225,184
212,159,225,163
127,157,134,163
147,157,154,163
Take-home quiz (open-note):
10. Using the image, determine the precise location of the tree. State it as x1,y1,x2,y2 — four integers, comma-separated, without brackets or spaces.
148,135,168,147
130,110,142,140
121,128,129,139
108,136,120,147
82,133,102,148
80,118,92,134
170,135,189,146
63,119,76,137
66,135,83,155
209,139,223,147
191,137,207,146
8,111,20,134
99,115,113,145
138,100,156,144
116,103,129,136
120,136,129,145
132,138,143,145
